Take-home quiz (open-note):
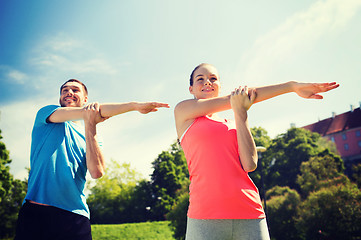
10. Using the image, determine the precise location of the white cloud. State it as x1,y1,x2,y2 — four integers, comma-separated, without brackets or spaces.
236,0,361,85
7,69,28,84
29,33,119,77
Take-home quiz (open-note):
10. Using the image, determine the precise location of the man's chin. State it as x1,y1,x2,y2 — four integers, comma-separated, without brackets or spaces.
60,101,77,107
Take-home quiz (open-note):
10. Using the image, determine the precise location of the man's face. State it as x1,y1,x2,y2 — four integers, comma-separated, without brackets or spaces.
59,82,88,107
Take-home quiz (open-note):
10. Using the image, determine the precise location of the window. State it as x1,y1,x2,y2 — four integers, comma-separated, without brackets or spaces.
344,143,349,150
356,130,361,137
358,141,361,148
342,133,347,140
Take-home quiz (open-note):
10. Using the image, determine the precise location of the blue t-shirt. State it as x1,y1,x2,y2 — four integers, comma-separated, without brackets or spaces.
25,105,91,218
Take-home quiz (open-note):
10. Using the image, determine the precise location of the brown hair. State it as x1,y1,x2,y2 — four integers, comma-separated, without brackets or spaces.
60,79,88,96
189,63,214,86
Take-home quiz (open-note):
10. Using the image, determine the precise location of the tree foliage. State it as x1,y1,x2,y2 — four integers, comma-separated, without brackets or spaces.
87,142,189,224
296,182,361,240
0,129,27,239
351,163,361,188
296,149,345,197
150,142,189,220
266,186,301,240
87,160,147,224
249,127,271,193
264,127,325,190
166,191,189,240
251,126,272,149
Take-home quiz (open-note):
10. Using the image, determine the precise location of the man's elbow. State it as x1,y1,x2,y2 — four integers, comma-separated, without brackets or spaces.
89,169,104,179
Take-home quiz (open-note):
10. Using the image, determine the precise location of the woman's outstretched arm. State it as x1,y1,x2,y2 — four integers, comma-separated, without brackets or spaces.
253,81,339,103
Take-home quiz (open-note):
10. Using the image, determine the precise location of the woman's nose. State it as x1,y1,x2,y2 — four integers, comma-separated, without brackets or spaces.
204,79,212,85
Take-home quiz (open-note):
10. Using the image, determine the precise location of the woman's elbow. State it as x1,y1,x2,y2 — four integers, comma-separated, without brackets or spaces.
244,163,257,172
243,157,258,172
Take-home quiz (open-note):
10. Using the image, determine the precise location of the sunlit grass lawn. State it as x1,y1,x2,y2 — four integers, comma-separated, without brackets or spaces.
91,221,175,240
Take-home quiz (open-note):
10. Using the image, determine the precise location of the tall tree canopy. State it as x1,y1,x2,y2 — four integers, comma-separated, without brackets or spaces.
264,127,330,191
0,129,27,238
150,142,189,220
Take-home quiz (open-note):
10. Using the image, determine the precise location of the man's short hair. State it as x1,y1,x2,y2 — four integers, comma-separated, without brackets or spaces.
60,79,88,96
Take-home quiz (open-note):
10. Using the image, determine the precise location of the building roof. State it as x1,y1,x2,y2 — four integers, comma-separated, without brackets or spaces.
303,107,361,136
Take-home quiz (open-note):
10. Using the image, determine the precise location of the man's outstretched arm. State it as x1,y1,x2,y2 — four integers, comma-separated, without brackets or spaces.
47,101,170,123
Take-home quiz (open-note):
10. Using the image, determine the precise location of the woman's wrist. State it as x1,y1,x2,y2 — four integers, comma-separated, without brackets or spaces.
287,81,298,92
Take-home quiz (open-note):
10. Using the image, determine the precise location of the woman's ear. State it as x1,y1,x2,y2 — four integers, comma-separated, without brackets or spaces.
189,85,193,94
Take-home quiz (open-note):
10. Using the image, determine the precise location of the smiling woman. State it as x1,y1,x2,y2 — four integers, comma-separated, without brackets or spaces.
174,63,339,240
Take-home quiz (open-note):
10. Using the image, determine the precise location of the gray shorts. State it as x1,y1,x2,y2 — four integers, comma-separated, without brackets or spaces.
185,217,270,240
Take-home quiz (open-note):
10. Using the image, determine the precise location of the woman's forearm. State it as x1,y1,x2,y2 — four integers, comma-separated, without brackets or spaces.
253,81,295,103
234,111,258,172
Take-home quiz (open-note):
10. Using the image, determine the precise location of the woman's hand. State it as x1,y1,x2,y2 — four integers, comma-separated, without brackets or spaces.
293,82,339,99
135,102,170,114
231,86,257,114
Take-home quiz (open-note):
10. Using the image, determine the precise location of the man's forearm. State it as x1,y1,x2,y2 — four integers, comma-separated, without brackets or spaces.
99,102,138,117
85,122,105,179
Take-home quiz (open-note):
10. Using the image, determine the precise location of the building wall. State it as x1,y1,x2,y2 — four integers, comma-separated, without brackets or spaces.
326,126,361,158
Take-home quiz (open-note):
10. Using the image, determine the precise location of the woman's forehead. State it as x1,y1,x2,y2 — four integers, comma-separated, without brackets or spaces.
194,64,219,76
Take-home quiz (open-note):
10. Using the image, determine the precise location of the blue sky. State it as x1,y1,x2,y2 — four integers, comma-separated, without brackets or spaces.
1,0,361,180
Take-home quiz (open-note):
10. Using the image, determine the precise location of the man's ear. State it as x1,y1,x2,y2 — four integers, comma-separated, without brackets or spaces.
189,86,193,94
84,96,88,104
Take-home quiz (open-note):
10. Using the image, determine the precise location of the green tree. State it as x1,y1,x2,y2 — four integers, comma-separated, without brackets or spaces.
87,160,146,223
266,186,301,240
0,129,27,239
150,142,188,220
296,149,345,197
265,127,324,191
166,190,189,240
350,163,361,188
251,126,272,149
249,127,272,199
296,182,361,240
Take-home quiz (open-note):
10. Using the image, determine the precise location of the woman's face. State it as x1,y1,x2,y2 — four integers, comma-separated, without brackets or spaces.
189,64,220,99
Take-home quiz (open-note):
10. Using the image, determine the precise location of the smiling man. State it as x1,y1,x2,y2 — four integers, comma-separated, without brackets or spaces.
14,79,169,240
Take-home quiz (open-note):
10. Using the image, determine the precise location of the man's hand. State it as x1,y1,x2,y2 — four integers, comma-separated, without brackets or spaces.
135,102,170,114
83,102,109,125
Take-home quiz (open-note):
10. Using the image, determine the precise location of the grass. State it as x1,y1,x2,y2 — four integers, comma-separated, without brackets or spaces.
91,221,175,240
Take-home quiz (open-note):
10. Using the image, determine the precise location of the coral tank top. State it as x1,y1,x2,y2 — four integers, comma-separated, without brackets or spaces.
180,116,265,219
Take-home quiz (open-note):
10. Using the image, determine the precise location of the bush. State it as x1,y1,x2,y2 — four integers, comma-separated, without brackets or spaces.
166,192,189,240
296,182,361,240
266,186,301,240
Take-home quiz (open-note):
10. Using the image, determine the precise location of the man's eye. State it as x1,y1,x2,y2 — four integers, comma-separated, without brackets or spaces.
197,78,204,81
